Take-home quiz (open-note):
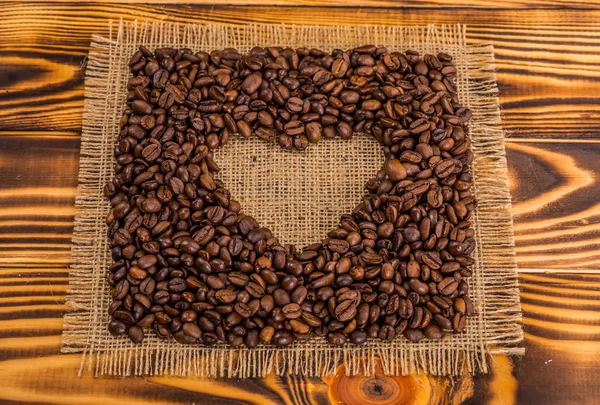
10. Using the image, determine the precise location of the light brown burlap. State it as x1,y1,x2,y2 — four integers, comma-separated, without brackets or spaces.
62,21,523,378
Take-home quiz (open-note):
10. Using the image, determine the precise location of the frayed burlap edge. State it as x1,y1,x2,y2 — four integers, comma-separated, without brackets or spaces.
62,21,523,378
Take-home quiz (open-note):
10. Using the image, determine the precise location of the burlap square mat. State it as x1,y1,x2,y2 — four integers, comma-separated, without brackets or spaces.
62,21,523,377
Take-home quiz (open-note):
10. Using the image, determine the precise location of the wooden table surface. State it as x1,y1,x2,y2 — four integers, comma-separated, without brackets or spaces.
1,1,599,404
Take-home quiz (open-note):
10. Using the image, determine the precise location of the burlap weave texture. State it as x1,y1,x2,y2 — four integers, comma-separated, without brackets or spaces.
62,21,523,378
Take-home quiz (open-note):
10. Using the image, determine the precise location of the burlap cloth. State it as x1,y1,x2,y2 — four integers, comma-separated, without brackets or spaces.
62,21,523,378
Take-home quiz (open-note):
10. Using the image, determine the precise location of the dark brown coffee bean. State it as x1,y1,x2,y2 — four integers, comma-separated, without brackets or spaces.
334,300,357,322
272,288,290,307
409,279,429,295
228,271,249,287
423,324,444,340
439,277,459,296
452,313,467,332
331,59,348,78
409,307,424,329
291,286,308,304
362,99,381,111
127,325,144,343
434,314,453,330
206,275,225,290
348,329,366,346
242,72,262,94
340,90,359,104
380,263,394,280
108,319,128,336
108,47,475,347
234,302,253,318
281,275,298,292
410,118,430,134
403,328,424,342
199,173,216,191
286,97,304,113
273,330,294,347
305,122,322,144
422,251,442,270
113,279,129,300
384,159,407,182
258,326,275,344
182,322,202,339
290,319,310,334
441,261,460,274
246,281,265,298
282,303,302,319
284,120,304,136
378,325,396,341
327,331,346,346
216,289,237,304
434,159,456,178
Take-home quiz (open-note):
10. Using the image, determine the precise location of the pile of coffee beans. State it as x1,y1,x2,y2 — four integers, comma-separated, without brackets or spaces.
105,44,476,347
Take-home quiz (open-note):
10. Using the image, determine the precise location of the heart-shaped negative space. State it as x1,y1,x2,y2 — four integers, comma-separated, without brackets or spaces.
213,136,384,249
105,45,476,349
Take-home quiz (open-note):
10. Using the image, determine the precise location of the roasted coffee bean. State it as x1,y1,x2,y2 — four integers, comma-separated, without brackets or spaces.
452,313,467,332
378,325,396,341
334,300,357,322
182,322,202,339
349,329,367,345
422,251,442,270
281,275,298,292
215,289,237,304
113,279,129,300
290,319,311,334
331,59,348,78
128,325,145,343
423,324,444,340
246,281,265,298
259,326,275,344
242,72,263,94
234,302,253,318
291,286,308,304
327,331,347,346
206,275,225,290
108,319,128,336
384,159,407,182
305,122,322,144
273,288,291,306
107,46,475,348
403,328,424,342
282,303,302,319
228,271,249,287
438,277,459,296
337,121,353,139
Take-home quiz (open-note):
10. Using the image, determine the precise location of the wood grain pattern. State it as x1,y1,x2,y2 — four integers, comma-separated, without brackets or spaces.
506,142,600,270
516,274,600,405
0,1,599,404
468,275,600,405
3,0,600,7
1,4,600,139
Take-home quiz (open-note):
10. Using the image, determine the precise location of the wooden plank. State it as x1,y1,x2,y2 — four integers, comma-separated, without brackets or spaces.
0,134,77,267
1,4,600,138
0,272,595,404
2,0,599,8
469,273,600,405
507,142,600,270
515,273,600,405
0,2,597,403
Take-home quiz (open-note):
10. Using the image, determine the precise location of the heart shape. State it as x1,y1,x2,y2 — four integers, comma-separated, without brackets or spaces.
213,135,384,250
105,45,476,348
